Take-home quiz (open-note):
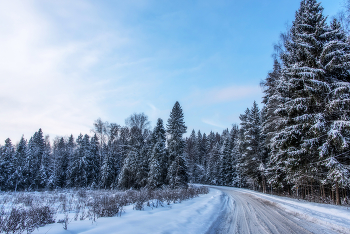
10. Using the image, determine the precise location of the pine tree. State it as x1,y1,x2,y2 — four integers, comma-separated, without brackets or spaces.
148,118,167,189
118,150,138,189
206,142,221,185
238,102,265,190
268,1,350,198
0,138,15,190
23,137,36,190
68,134,88,188
118,114,151,189
55,138,68,188
90,134,100,188
12,136,27,191
218,138,234,186
192,130,204,183
33,129,46,189
261,59,283,147
318,18,350,204
166,101,188,189
100,143,115,189
185,130,197,182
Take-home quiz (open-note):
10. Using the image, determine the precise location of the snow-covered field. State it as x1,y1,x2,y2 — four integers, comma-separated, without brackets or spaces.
31,188,223,234
0,186,223,234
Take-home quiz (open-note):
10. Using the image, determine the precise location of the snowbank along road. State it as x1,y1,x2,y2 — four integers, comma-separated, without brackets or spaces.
207,186,350,234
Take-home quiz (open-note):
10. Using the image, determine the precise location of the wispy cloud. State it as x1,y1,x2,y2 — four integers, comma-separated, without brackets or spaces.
0,0,124,142
188,85,262,106
202,119,226,129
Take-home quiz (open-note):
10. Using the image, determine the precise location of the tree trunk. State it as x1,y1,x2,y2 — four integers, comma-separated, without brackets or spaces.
262,177,266,194
322,184,325,201
336,182,340,205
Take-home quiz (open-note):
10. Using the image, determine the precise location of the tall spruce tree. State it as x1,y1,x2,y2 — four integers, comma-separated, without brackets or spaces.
318,18,350,204
268,1,350,200
166,101,188,189
237,102,265,190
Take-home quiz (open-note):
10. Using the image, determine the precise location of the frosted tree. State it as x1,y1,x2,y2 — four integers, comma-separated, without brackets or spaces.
118,150,138,189
261,59,283,147
218,138,234,186
185,130,197,182
33,129,46,189
54,137,68,188
91,118,108,168
89,134,100,188
268,1,350,200
318,19,350,204
192,131,205,182
118,113,151,189
166,101,188,189
238,102,265,190
23,137,35,190
11,136,27,191
0,138,15,190
68,134,88,188
100,143,115,188
206,142,221,185
148,118,167,189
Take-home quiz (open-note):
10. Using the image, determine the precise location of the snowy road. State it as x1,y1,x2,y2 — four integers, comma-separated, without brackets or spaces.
208,187,349,234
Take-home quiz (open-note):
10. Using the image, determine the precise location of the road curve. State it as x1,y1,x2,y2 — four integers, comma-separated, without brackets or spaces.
207,187,341,234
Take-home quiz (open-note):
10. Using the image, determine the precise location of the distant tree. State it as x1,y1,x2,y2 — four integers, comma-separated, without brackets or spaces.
12,136,27,191
0,138,15,190
68,134,88,188
148,118,167,189
185,130,197,182
206,142,221,185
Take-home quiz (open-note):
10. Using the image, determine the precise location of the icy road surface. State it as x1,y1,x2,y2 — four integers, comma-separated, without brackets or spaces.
207,186,350,234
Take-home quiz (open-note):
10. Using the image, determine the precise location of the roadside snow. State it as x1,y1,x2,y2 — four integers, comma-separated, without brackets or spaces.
210,185,350,232
32,189,225,234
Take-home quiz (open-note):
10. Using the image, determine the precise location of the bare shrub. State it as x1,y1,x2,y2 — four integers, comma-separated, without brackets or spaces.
0,205,55,234
14,194,33,207
90,194,122,218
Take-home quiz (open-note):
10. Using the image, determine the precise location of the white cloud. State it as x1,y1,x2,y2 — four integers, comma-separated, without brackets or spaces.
209,85,262,103
202,119,226,129
0,0,114,143
188,85,262,106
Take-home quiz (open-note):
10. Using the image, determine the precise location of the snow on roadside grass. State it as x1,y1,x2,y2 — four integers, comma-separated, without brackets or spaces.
0,187,224,234
209,185,350,233
32,188,223,234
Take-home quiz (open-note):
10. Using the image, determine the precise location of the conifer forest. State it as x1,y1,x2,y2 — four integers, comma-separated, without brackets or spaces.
1,0,350,208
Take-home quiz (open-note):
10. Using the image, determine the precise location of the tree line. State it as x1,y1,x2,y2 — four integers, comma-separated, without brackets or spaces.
1,0,350,205
0,102,188,191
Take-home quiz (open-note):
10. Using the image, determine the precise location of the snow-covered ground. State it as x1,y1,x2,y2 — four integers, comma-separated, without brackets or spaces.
3,186,350,233
31,188,224,234
209,185,350,233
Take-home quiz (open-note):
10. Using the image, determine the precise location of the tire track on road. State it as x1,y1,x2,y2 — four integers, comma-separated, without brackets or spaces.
209,188,341,234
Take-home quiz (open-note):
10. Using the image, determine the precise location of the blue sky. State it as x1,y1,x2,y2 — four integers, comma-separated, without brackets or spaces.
0,0,345,143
